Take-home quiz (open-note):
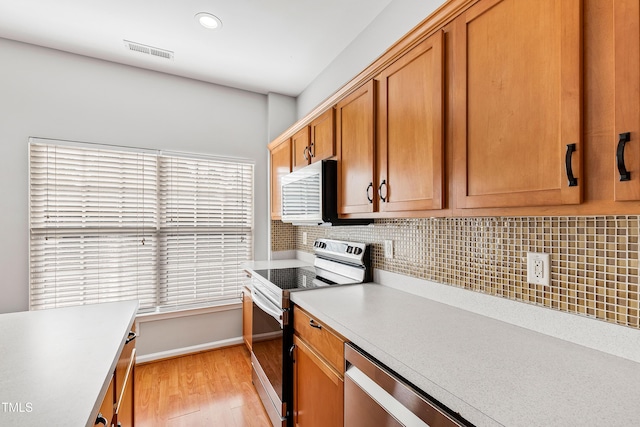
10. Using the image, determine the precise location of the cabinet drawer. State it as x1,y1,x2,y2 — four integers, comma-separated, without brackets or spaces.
294,306,345,374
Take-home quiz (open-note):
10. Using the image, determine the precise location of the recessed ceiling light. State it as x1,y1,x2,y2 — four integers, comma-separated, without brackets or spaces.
195,12,222,30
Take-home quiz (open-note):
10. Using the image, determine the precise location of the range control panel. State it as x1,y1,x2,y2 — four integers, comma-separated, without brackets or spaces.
313,238,368,265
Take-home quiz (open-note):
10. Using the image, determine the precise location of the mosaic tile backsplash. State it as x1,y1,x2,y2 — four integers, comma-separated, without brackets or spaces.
271,216,640,330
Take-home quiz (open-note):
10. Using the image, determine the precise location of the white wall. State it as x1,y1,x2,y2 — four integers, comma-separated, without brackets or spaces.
0,0,445,358
267,92,297,141
0,37,275,357
296,0,446,118
135,305,244,362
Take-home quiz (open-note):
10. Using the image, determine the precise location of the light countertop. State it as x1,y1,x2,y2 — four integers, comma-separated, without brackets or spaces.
0,300,138,427
291,283,640,427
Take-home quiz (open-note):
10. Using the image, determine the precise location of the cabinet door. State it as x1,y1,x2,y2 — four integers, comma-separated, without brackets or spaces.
376,31,444,212
242,288,252,351
96,376,114,426
310,108,335,163
115,324,136,413
270,140,292,219
336,80,376,215
292,127,311,170
614,0,640,201
293,335,343,427
452,0,582,209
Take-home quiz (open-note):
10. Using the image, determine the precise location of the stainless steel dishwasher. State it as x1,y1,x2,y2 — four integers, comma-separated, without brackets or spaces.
344,343,468,427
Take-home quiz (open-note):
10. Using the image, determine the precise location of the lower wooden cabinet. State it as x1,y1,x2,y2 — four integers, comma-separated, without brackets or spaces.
115,348,135,426
242,286,253,351
292,306,345,427
95,377,114,426
95,326,136,426
114,325,136,427
293,335,343,427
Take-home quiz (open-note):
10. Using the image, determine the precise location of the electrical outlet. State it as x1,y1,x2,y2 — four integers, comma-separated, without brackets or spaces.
302,232,307,245
527,252,550,286
384,240,393,259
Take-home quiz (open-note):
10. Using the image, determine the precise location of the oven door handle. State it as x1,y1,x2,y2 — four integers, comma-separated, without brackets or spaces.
252,288,283,323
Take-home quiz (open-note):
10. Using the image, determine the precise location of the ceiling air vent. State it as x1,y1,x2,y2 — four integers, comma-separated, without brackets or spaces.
123,40,174,60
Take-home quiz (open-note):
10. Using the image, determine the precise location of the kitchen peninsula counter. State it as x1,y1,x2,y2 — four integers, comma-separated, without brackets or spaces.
291,283,640,427
0,300,138,426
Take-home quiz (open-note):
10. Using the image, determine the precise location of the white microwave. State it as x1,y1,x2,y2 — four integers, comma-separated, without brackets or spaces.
280,160,371,226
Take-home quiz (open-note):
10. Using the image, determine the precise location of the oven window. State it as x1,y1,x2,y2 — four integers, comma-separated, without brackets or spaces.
252,300,284,401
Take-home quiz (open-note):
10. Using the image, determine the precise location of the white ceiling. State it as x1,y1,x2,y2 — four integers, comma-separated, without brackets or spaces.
0,0,395,97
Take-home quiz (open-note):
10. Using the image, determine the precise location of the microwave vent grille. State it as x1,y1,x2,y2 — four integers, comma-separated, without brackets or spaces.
282,174,321,218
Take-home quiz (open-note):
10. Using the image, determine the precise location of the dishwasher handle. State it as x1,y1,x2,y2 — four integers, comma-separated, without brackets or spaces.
346,365,431,426
344,344,465,427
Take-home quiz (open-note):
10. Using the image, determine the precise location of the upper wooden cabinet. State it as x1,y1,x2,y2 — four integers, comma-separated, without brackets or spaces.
336,32,445,217
452,0,582,209
336,80,376,215
292,109,336,170
614,0,640,201
311,108,336,162
376,31,445,212
270,140,291,219
292,126,311,170
270,0,640,216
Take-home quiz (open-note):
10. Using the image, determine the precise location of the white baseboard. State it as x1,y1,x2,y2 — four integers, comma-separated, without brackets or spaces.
136,336,244,364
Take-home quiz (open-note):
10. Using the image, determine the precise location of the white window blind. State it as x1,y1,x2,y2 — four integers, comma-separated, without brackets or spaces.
158,156,253,308
29,139,254,312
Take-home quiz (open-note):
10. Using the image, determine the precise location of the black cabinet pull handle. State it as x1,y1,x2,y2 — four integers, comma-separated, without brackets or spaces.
95,413,107,425
126,331,137,344
310,142,315,158
309,319,322,329
303,146,309,161
617,132,631,182
366,182,373,203
378,180,388,202
565,143,578,187
289,344,296,363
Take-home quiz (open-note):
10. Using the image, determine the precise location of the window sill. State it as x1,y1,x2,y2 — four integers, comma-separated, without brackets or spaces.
136,299,242,323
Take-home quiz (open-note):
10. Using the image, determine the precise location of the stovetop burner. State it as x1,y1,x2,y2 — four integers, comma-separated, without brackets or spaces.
253,266,338,290
249,238,371,305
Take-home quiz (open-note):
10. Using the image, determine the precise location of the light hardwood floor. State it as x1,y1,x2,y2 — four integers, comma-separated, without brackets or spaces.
135,345,271,426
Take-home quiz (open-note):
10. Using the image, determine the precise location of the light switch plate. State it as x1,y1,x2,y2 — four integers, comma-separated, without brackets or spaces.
302,232,307,245
527,252,550,286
